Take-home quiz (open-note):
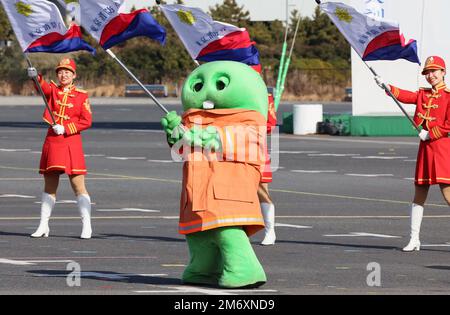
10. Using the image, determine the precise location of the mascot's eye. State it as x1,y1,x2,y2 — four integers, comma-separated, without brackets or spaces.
216,76,230,91
217,80,226,91
193,82,203,92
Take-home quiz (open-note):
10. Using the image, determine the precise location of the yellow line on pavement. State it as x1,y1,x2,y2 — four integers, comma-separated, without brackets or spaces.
0,178,152,181
1,165,446,208
1,215,449,221
0,216,179,221
276,215,450,219
271,189,447,208
0,165,181,184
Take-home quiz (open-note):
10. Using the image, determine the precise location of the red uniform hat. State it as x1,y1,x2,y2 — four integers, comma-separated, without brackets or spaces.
422,56,446,75
55,58,76,73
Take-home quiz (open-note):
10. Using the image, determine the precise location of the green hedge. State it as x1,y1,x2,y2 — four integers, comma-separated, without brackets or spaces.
282,113,418,136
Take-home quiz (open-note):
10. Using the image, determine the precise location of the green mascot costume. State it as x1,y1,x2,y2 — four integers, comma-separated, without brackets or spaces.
161,61,268,288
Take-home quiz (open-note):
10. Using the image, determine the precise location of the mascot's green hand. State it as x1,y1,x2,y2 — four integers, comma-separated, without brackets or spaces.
183,126,222,151
201,126,222,151
161,111,183,145
183,125,203,147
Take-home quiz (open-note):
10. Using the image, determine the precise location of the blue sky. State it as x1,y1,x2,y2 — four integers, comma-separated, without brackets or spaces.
126,0,318,21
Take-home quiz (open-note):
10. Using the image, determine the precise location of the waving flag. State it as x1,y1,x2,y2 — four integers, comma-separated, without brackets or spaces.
320,2,420,64
0,0,95,54
79,0,166,50
160,4,260,71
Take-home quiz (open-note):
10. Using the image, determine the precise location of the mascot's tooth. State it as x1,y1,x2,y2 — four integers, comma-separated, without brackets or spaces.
202,101,215,109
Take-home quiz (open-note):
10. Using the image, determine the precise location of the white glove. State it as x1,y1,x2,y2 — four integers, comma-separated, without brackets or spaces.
27,67,38,79
419,130,430,141
52,124,65,135
374,76,386,89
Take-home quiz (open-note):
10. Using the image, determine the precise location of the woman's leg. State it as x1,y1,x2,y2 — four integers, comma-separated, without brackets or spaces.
403,185,430,251
44,172,60,197
69,175,92,239
31,173,60,237
439,184,450,206
258,183,276,245
413,184,430,206
69,174,88,196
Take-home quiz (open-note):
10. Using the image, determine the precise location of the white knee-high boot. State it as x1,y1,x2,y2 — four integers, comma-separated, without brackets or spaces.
77,194,92,239
261,202,276,245
403,203,424,252
31,193,56,238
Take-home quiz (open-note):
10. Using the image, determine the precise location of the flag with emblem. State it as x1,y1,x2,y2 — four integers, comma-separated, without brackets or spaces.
320,1,420,64
78,0,166,50
0,0,95,54
160,4,261,72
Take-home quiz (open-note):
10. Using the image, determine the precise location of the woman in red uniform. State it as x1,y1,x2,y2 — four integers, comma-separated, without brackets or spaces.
258,93,277,245
376,56,450,251
28,58,93,239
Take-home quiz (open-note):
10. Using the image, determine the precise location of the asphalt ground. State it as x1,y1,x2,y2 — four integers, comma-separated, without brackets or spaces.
0,99,449,297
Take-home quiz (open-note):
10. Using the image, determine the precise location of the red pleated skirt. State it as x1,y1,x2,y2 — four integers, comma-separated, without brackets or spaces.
39,130,87,175
415,137,450,185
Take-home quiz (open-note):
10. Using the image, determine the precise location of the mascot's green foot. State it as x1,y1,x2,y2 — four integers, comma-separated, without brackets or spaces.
216,227,266,288
183,227,266,288
182,229,221,286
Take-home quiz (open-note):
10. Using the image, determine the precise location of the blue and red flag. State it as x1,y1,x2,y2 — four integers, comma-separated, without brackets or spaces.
160,4,261,72
320,2,420,64
27,24,95,54
79,0,166,50
0,0,95,54
197,30,261,73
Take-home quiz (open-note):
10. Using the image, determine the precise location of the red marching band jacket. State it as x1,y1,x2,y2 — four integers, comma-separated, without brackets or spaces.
260,93,277,183
389,82,450,140
390,82,450,185
37,76,92,175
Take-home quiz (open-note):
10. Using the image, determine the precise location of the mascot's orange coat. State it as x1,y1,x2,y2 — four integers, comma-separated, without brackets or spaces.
177,109,267,236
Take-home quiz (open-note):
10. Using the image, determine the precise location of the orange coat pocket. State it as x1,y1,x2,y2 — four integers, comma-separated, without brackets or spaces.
213,183,253,203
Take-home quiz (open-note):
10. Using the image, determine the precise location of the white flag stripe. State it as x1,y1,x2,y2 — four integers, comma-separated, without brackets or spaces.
160,4,243,59
320,2,399,58
79,0,127,42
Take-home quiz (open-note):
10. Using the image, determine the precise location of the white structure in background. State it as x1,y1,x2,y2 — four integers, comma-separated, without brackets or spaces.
293,104,323,135
346,0,450,116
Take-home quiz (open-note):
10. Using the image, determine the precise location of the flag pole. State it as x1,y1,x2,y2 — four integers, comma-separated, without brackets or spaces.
275,11,289,106
24,56,58,126
105,49,170,115
275,12,301,111
314,0,420,133
48,0,170,115
363,62,420,132
106,49,187,135
1,0,58,125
